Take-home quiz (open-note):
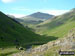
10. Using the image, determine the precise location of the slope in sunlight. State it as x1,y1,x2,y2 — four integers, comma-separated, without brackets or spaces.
35,8,75,38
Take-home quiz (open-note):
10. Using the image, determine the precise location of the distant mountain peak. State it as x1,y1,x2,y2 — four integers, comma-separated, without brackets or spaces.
31,12,52,15
27,12,54,19
36,12,41,13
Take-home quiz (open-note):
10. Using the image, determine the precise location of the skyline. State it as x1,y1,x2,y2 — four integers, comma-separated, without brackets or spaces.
0,0,75,18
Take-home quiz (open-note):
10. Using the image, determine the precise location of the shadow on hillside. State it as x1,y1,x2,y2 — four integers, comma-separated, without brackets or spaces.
40,34,58,41
24,34,58,49
37,34,58,44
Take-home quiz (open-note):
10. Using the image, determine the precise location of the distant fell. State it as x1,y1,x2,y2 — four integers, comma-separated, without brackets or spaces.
27,12,54,19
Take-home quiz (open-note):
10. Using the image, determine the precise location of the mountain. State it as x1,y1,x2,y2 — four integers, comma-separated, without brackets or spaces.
17,12,54,27
27,12,54,19
35,8,75,38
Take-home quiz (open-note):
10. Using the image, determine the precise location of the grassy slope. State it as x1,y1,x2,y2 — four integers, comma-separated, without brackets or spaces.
0,11,39,47
0,11,57,47
0,11,58,47
35,9,75,38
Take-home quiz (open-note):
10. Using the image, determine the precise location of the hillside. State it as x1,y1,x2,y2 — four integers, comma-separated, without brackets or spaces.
35,8,75,38
0,11,57,56
0,11,57,48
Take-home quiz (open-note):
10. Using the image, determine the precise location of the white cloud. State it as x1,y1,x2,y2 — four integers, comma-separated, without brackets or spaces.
9,14,26,18
39,9,69,16
2,0,15,3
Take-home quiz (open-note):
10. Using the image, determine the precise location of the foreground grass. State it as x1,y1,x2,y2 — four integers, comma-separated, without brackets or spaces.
0,47,19,56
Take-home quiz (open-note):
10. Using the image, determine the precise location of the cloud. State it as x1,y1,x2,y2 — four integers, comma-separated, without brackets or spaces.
39,9,69,16
2,0,16,3
10,14,26,18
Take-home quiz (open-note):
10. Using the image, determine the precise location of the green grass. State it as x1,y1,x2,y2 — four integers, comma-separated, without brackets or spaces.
44,21,75,37
0,47,19,56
